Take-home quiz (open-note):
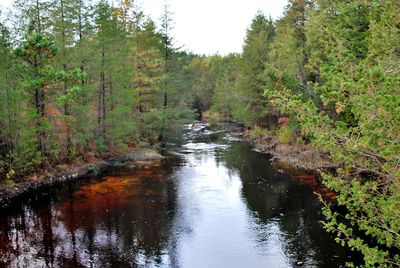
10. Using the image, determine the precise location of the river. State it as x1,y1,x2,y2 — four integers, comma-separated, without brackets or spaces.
0,123,354,267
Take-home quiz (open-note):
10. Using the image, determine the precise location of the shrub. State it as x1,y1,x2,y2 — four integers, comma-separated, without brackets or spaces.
277,125,292,144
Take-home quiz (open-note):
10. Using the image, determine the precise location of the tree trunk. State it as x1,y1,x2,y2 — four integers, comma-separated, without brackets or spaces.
36,0,41,33
35,87,46,165
97,44,106,139
61,0,73,158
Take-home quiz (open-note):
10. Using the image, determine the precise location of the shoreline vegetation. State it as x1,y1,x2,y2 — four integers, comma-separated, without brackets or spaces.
0,0,399,267
0,121,328,206
243,128,334,170
209,121,334,171
0,148,163,207
0,122,333,210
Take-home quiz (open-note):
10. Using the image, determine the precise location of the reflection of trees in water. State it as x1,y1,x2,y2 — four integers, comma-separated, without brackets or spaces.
221,142,349,267
0,162,180,267
0,135,351,267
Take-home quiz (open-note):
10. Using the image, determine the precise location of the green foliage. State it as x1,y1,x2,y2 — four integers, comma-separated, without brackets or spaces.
233,12,275,126
0,0,202,176
249,126,273,140
265,1,400,266
95,137,108,153
211,54,241,120
13,27,84,167
5,169,15,183
1,2,399,267
277,126,292,144
209,12,276,127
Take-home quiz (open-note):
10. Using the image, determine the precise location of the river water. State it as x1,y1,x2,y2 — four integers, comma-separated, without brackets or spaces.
0,124,353,267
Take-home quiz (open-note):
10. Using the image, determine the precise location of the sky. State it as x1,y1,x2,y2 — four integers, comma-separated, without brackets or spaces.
0,0,288,55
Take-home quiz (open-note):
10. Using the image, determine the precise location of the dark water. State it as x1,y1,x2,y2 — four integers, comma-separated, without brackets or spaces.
0,124,353,267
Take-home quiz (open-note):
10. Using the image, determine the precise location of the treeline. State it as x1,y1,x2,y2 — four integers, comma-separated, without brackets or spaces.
202,1,399,267
1,0,399,266
0,0,210,176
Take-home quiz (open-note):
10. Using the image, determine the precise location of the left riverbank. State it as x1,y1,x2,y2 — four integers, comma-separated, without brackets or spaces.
0,148,163,207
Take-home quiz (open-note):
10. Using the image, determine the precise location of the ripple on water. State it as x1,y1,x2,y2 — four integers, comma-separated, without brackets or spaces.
182,142,229,151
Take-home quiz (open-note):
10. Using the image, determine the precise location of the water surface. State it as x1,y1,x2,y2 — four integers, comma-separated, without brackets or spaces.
0,124,352,267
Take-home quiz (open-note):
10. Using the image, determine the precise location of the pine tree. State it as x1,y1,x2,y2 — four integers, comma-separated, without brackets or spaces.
69,0,94,156
211,54,241,120
13,0,55,35
160,1,174,110
0,21,15,173
51,0,83,158
93,0,118,144
234,12,275,126
14,29,63,166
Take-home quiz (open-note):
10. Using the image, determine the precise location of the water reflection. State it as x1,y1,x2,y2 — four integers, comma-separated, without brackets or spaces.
0,163,179,267
222,143,346,267
0,124,353,267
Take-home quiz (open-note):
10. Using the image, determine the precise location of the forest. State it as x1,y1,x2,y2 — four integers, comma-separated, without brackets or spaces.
0,0,399,267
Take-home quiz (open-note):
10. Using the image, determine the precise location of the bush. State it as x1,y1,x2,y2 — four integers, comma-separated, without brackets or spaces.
277,125,292,144
203,110,222,128
5,169,15,187
249,126,273,139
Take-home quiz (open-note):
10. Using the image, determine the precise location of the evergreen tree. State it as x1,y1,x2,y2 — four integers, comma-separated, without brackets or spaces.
93,0,122,146
265,1,400,266
211,54,241,120
1,3,399,266
14,28,82,166
0,21,16,173
160,0,174,110
131,18,164,144
13,0,55,35
157,2,195,140
51,0,84,158
234,12,275,126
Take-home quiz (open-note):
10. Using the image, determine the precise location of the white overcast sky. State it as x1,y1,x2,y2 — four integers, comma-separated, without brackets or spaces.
0,0,288,55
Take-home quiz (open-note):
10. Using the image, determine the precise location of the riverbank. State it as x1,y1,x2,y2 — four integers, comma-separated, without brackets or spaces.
242,129,334,170
0,148,163,207
0,122,352,268
212,122,337,201
212,122,334,171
